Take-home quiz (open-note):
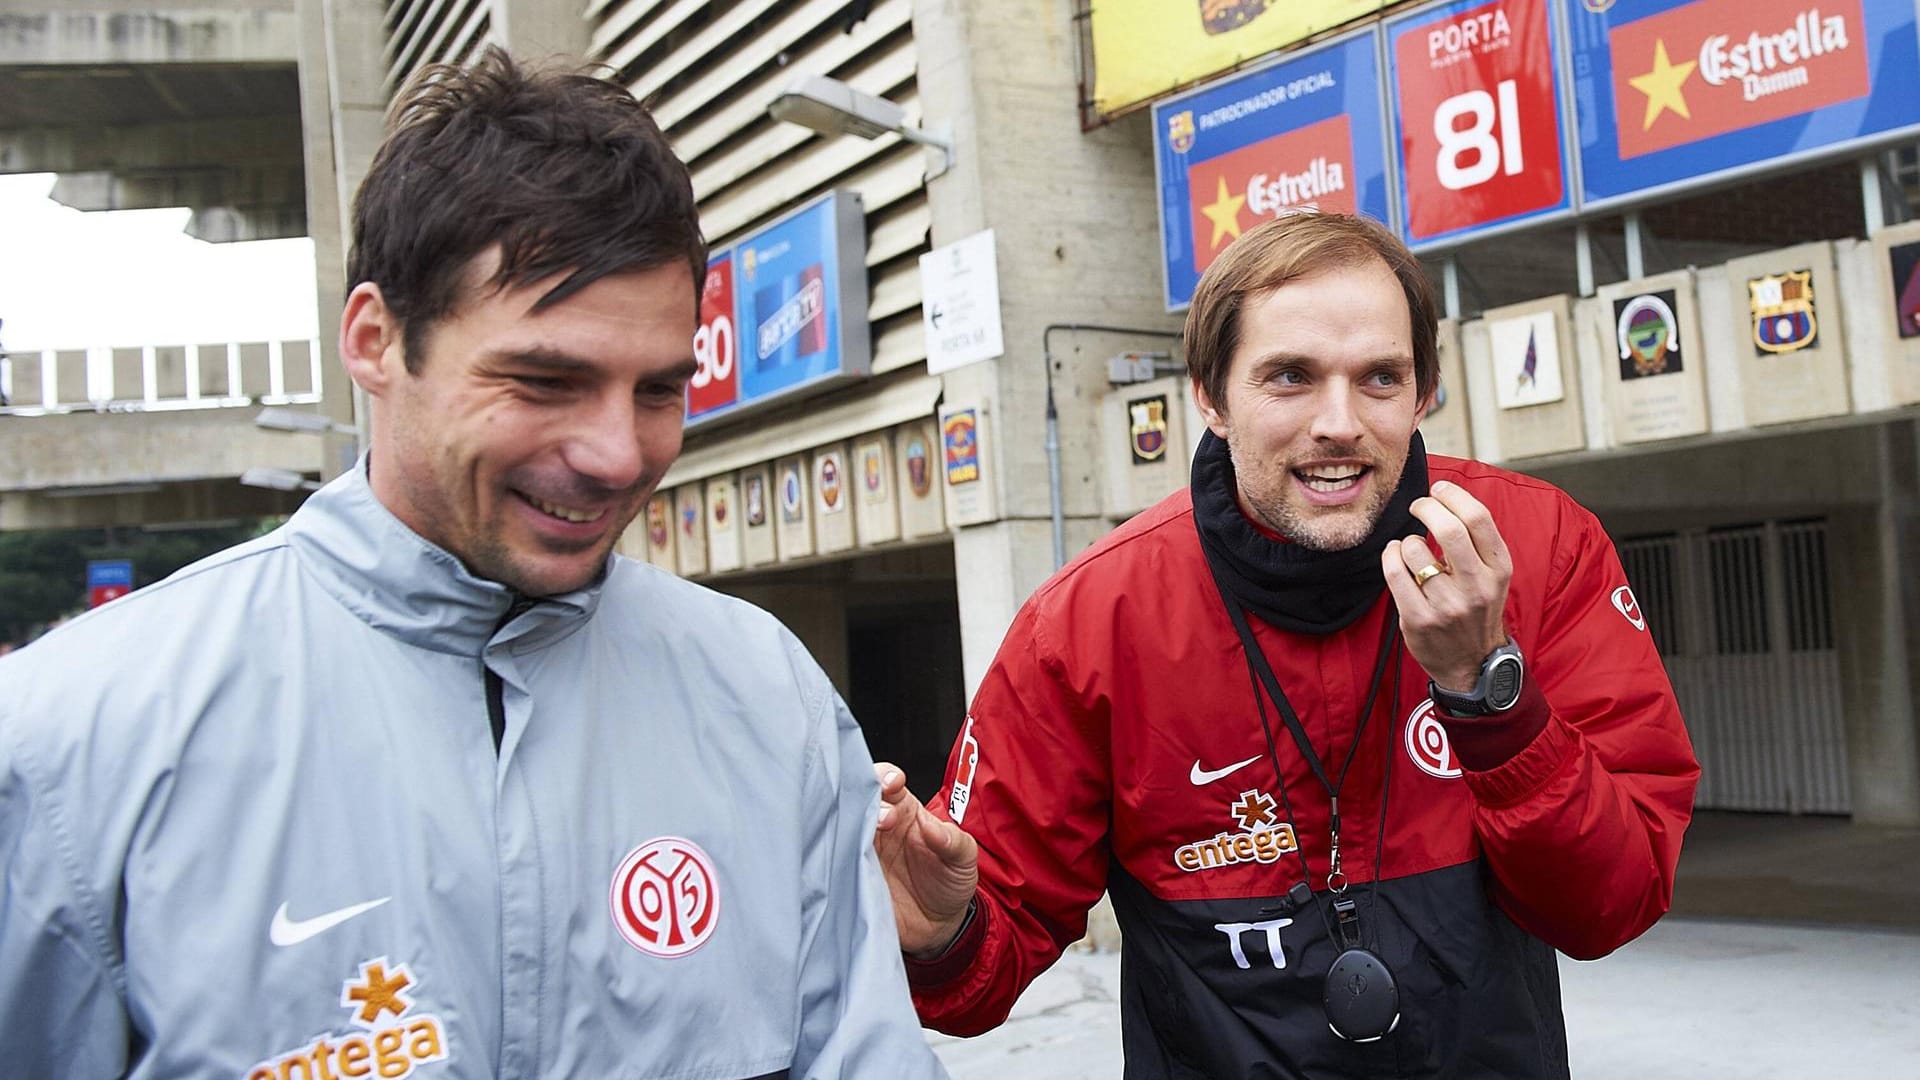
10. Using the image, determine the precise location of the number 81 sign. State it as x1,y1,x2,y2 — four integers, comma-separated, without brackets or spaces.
1388,0,1573,248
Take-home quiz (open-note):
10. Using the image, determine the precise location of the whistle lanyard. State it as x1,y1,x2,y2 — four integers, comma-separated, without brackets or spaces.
1220,593,1400,955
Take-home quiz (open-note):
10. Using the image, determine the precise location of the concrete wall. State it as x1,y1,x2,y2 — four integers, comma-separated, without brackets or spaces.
0,475,305,530
915,0,1183,694
0,408,324,493
0,4,299,64
1826,423,1920,826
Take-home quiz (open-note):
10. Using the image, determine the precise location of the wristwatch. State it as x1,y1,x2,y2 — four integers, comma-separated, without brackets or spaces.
1428,640,1525,717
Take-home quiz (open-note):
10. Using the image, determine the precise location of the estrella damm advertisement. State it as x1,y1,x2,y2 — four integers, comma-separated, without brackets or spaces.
1566,0,1920,209
1151,28,1392,310
1089,0,1390,118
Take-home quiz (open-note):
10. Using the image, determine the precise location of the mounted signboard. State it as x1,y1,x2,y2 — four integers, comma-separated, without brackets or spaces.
1596,271,1710,443
642,493,676,570
1473,294,1588,458
739,463,777,567
812,442,855,555
674,484,708,578
1565,0,1920,210
687,190,871,428
706,473,743,574
1151,28,1393,310
1090,0,1390,119
1386,0,1575,249
1720,241,1850,425
1422,318,1475,459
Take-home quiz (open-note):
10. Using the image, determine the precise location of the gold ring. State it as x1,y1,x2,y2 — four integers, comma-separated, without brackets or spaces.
1412,562,1447,587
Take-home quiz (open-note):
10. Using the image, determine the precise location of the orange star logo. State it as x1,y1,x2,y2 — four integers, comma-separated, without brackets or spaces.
1199,176,1247,251
1628,39,1695,131
1229,788,1279,831
344,959,413,1024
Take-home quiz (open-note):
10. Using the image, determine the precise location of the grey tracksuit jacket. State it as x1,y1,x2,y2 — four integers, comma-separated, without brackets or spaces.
0,462,946,1079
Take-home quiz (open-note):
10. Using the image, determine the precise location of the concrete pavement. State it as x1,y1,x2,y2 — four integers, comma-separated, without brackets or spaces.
930,917,1920,1077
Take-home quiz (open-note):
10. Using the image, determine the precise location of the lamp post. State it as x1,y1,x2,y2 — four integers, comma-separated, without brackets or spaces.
768,73,954,179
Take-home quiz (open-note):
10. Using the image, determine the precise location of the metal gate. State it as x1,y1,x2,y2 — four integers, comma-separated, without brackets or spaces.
1618,520,1850,815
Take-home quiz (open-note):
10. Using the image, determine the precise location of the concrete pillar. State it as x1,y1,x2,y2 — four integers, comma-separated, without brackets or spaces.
913,0,1183,693
299,0,389,476
1830,420,1920,826
493,0,588,59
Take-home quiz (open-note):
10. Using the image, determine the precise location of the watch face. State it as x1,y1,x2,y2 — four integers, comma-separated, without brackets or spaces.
1487,653,1524,711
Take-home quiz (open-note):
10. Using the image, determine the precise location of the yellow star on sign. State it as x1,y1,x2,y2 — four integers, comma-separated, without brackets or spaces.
345,961,412,1024
1199,176,1247,251
1628,39,1696,131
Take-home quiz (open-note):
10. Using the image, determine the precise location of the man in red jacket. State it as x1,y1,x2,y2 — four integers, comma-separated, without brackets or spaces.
876,213,1699,1077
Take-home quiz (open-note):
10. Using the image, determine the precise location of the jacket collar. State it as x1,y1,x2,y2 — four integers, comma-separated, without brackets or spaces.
285,456,605,656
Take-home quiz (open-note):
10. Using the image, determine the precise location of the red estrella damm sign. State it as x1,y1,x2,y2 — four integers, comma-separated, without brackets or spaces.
1389,0,1571,245
688,254,738,420
1183,114,1360,281
1609,0,1870,159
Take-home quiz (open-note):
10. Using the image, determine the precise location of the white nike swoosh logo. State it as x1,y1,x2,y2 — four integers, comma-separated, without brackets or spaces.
1190,755,1262,786
269,897,391,947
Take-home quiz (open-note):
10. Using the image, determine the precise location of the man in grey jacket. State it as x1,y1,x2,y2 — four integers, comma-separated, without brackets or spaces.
0,48,945,1079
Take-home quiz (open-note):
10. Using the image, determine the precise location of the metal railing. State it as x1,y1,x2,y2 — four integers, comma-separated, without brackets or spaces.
0,339,323,416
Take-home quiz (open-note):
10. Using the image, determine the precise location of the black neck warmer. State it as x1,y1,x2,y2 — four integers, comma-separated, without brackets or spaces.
1192,429,1429,636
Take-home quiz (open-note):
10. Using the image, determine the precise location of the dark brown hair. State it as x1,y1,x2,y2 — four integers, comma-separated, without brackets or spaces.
348,47,706,371
1184,214,1438,413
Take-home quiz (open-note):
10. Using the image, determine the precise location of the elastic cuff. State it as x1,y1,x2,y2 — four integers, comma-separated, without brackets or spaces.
904,897,985,989
1438,676,1550,771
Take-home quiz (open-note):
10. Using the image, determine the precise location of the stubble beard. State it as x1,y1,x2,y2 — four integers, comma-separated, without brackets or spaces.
1228,439,1403,553
466,489,648,597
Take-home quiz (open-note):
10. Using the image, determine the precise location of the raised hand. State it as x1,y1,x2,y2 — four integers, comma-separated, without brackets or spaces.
872,762,979,959
1381,480,1513,692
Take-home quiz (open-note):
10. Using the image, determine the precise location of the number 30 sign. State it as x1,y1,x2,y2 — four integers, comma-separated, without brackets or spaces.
1388,0,1573,248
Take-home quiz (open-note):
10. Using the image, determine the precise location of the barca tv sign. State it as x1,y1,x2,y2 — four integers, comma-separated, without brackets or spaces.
687,190,871,428
1566,0,1920,209
1152,28,1392,310
1387,0,1576,249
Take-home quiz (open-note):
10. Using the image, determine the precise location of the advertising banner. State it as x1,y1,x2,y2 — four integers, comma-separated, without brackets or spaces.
1566,0,1920,209
86,559,133,608
1152,29,1392,309
689,190,871,429
1090,0,1390,118
687,254,738,422
1387,0,1575,248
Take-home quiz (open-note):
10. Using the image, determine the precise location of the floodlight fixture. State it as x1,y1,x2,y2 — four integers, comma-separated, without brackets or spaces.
255,406,355,436
240,466,321,493
769,73,954,178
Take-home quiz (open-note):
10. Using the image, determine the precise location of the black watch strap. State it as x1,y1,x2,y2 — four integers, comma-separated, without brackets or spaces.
1429,640,1524,716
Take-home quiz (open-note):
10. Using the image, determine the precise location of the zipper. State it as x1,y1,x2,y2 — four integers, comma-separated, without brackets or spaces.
485,596,535,754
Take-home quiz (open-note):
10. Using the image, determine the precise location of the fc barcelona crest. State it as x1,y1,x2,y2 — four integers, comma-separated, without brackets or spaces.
1167,110,1195,155
1128,395,1169,465
1747,270,1817,355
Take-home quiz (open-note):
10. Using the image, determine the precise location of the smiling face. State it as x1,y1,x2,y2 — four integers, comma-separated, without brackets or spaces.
1193,256,1431,551
345,253,697,596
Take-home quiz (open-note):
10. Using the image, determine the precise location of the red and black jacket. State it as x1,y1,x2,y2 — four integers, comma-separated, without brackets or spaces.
908,454,1699,1079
